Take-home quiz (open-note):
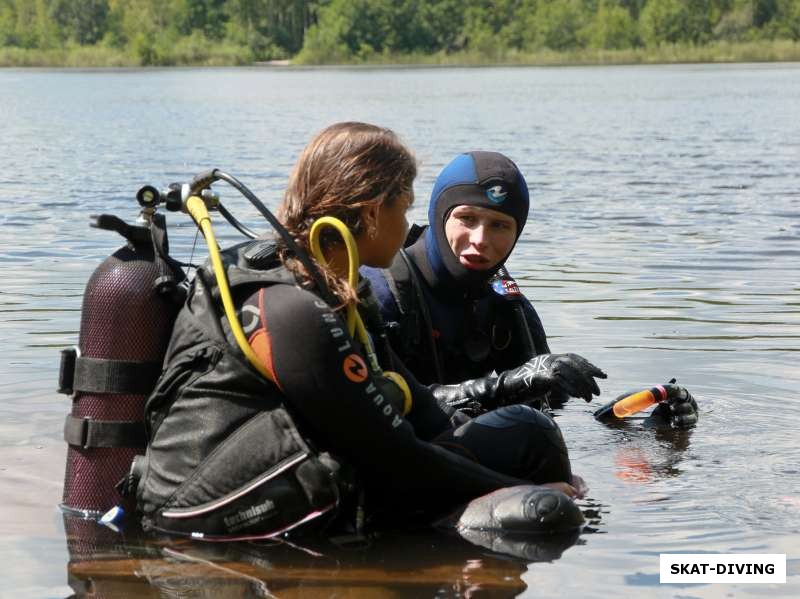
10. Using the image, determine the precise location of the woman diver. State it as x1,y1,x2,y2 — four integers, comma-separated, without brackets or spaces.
135,123,584,540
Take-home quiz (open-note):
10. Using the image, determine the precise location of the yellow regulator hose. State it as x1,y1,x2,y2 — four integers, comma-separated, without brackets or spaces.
309,217,359,339
185,195,272,382
309,217,412,415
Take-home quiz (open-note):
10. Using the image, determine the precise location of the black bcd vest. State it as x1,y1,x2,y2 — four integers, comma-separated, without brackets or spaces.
136,240,350,540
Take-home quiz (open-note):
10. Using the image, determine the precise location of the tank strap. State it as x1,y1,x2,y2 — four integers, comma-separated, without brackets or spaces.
63,415,146,449
58,348,161,396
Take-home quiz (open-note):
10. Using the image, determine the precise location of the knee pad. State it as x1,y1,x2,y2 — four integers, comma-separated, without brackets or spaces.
443,405,572,484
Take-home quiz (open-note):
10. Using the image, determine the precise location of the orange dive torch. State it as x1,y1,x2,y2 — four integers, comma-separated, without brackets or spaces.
593,384,670,422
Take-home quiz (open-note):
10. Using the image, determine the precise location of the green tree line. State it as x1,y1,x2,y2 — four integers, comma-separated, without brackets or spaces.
1,0,799,65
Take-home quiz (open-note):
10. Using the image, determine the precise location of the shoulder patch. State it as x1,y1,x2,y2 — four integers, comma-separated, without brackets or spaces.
491,278,521,296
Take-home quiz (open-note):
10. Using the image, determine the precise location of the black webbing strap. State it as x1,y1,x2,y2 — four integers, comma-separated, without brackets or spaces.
150,211,187,300
398,249,444,382
71,356,161,395
63,415,146,449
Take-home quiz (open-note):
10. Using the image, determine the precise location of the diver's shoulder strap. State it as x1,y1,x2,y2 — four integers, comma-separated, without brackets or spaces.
385,251,413,314
208,240,299,290
404,223,426,248
487,284,551,356
387,223,426,321
384,250,420,339
392,249,444,381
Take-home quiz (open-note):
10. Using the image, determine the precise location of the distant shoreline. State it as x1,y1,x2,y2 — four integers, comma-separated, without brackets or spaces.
3,40,800,69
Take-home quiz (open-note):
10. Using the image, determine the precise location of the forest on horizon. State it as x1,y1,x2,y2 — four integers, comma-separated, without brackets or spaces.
1,0,799,66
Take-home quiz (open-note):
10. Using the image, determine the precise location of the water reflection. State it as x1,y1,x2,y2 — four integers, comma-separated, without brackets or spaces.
608,424,694,485
64,516,582,598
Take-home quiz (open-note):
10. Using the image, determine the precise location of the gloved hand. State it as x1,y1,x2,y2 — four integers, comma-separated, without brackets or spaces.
645,384,699,429
429,376,503,414
500,353,607,404
430,353,606,412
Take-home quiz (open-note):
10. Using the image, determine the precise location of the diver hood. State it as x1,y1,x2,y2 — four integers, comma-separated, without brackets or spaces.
421,151,530,292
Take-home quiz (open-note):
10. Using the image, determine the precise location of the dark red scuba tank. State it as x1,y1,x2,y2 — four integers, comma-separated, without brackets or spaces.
58,211,185,517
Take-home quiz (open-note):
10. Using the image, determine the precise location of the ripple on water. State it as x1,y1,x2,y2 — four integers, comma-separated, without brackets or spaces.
3,65,800,594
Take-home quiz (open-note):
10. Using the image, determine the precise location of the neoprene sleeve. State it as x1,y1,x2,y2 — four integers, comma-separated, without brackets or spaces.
256,284,526,506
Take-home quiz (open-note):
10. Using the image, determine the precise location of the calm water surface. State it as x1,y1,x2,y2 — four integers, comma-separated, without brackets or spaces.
0,64,798,598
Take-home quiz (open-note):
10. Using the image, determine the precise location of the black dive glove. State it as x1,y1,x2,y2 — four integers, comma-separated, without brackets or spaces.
430,353,606,412
500,353,606,404
430,376,503,414
645,384,699,429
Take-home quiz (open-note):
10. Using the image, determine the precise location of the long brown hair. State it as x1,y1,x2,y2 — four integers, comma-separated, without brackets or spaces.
278,122,416,306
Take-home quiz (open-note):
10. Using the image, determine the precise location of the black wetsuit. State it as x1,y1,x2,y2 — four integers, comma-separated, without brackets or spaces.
137,241,546,540
238,281,524,499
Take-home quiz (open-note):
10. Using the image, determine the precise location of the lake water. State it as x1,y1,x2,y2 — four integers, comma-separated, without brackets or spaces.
1,64,798,598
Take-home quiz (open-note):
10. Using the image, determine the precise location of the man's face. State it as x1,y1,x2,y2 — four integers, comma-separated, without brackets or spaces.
444,205,517,270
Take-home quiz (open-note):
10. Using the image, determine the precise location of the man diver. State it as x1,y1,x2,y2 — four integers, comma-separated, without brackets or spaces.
362,151,698,428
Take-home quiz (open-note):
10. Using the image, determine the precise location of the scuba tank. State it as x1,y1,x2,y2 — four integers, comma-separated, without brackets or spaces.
58,190,185,518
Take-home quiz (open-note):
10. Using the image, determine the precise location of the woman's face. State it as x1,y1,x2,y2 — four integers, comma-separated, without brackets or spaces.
444,205,517,270
359,191,413,268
